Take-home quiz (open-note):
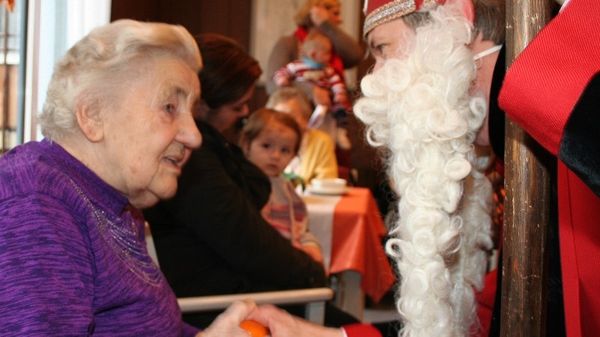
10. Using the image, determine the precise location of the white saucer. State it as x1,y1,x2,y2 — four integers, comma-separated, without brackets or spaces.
306,185,348,196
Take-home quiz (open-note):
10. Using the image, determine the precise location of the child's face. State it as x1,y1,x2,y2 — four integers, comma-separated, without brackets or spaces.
312,40,332,65
246,120,299,177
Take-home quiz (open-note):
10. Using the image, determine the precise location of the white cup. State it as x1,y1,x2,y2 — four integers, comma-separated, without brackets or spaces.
311,178,347,190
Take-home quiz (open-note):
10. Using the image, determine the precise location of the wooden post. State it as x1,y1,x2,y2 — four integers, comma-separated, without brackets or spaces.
501,1,553,336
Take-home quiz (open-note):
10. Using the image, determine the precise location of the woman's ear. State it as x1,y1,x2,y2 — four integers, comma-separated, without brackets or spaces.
75,101,104,142
194,100,210,120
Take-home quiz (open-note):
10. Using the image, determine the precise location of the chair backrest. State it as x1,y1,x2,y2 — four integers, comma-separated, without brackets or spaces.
144,222,160,266
178,288,333,324
144,223,332,324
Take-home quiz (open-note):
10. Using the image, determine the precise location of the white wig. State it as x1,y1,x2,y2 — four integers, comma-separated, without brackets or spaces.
355,4,493,337
40,19,202,140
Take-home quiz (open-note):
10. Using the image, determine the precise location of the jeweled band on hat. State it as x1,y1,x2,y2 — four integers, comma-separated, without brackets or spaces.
363,0,444,36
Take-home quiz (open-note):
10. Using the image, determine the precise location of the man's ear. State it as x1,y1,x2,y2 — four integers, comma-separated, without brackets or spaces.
74,101,104,142
446,0,475,23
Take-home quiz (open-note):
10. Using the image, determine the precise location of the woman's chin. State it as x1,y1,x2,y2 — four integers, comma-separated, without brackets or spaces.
130,183,177,209
130,194,160,210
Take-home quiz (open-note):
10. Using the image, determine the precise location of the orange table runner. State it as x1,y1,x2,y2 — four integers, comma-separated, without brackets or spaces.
329,187,395,302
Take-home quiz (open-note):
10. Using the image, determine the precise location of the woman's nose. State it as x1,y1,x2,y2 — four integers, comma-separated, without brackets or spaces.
179,113,202,149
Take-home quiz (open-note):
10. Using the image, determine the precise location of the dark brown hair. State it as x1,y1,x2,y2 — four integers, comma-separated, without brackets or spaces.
240,108,303,154
473,0,505,44
195,33,262,109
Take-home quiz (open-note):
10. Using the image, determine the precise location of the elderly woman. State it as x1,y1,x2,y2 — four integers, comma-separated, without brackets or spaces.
0,20,253,337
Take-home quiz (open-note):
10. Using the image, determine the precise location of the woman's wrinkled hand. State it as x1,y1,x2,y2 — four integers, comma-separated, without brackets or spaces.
248,304,344,337
196,300,257,337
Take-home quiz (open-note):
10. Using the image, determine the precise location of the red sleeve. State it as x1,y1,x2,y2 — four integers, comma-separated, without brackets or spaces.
342,323,383,337
475,269,498,337
498,0,600,155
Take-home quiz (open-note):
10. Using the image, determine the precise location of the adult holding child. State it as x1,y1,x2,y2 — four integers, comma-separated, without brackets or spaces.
273,30,352,123
267,0,363,160
265,0,364,96
0,20,254,337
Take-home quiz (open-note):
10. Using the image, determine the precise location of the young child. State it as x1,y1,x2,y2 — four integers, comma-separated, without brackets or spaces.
240,108,324,264
273,30,351,126
266,87,339,185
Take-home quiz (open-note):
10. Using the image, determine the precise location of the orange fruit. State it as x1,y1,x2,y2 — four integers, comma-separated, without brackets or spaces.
239,319,269,337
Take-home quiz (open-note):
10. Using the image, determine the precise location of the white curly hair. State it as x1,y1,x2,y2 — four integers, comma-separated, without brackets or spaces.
39,19,202,141
354,4,493,337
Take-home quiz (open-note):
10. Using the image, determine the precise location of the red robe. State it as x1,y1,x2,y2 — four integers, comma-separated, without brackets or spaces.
499,1,600,336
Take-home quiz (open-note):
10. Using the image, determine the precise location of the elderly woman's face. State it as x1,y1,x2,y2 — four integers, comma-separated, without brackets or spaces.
367,18,414,71
103,57,201,208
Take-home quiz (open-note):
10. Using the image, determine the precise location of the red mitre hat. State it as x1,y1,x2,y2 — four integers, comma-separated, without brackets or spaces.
363,0,445,36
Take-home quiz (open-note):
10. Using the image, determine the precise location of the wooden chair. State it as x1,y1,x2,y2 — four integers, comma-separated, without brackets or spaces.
144,224,333,324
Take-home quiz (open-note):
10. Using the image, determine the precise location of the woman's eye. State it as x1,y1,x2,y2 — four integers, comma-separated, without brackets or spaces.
164,103,177,114
261,143,271,150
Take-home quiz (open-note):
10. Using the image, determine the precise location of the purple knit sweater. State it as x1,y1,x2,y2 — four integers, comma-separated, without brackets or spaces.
0,140,198,337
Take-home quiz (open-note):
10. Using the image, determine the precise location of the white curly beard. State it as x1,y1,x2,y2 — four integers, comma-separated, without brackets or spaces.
354,4,493,337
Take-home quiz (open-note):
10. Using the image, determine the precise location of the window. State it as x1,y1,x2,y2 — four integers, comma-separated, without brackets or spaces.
0,0,110,155
0,0,25,154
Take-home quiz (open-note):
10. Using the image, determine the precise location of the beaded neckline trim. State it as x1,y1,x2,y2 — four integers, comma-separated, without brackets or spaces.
69,178,163,287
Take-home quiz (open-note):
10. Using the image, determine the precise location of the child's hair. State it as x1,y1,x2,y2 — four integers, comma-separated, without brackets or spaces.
266,87,313,121
300,30,331,57
240,108,303,154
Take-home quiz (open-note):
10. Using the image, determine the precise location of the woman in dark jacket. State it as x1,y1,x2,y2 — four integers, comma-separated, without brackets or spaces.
143,33,328,327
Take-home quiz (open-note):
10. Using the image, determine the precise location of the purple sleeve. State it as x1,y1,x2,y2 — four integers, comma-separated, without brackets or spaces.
183,323,200,337
0,193,95,335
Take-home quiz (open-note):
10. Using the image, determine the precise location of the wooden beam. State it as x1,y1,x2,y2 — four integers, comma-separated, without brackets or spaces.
501,1,553,336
